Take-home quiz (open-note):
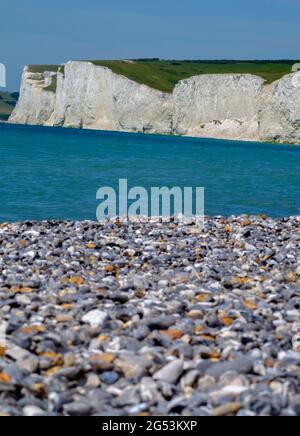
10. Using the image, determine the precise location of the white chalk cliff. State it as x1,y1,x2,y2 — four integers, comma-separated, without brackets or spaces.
9,61,300,144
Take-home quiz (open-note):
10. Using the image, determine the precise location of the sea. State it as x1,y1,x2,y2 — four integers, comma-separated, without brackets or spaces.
1,123,300,222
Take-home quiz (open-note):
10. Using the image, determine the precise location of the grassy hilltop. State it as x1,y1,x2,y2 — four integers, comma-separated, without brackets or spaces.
24,59,300,94
0,92,19,121
91,59,299,93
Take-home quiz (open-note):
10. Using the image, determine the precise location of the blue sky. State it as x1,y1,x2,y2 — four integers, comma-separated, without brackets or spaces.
1,0,300,90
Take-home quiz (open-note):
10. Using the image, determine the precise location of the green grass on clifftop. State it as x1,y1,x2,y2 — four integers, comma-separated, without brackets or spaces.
0,92,18,121
27,60,300,94
27,65,64,93
27,65,62,74
91,59,299,93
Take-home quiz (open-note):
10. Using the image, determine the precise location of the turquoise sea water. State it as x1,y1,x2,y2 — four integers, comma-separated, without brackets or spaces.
0,123,300,222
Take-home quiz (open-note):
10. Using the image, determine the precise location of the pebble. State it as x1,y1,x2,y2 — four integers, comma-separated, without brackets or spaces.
153,360,184,384
82,310,108,327
212,402,242,417
100,371,120,385
205,357,253,378
114,353,151,379
0,217,299,416
23,406,46,417
86,373,101,388
292,333,300,352
63,401,92,416
145,316,176,330
17,355,39,374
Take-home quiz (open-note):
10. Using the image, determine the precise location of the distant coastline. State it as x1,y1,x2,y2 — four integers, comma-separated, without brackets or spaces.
0,91,18,121
8,59,300,145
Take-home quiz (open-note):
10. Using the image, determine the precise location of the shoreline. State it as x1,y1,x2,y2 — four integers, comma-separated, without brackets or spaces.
3,121,299,147
0,216,299,416
1,213,300,225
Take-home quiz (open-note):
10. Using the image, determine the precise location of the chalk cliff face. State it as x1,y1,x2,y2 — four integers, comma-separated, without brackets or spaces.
10,62,173,134
173,74,264,141
9,62,300,144
258,72,300,144
9,69,57,125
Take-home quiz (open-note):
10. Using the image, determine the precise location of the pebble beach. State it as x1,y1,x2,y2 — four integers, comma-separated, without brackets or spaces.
0,216,300,416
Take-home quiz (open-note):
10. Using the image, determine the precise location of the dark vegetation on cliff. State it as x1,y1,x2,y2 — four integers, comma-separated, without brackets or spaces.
27,65,64,93
0,92,19,120
27,59,300,93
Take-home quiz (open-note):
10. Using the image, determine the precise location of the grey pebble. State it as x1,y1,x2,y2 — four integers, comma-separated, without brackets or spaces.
153,359,184,384
205,357,254,378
